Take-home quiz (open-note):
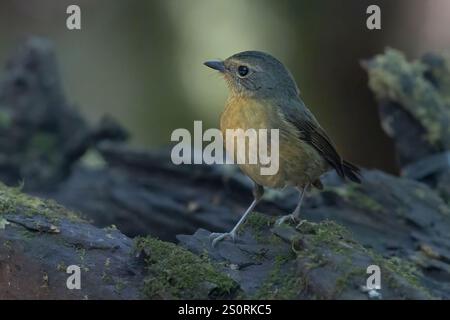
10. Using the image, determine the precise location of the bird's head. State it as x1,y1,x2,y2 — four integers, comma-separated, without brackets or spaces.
204,50,299,99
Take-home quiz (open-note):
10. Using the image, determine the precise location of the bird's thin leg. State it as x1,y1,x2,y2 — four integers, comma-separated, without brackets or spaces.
210,183,264,247
276,183,309,226
292,184,308,220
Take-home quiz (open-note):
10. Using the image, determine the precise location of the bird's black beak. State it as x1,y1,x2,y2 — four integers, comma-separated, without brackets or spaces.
204,60,225,73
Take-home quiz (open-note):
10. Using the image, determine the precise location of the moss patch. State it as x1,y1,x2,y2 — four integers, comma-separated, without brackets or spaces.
266,219,432,299
253,251,300,299
307,221,432,298
134,236,237,299
254,220,359,299
366,48,450,146
241,212,278,243
27,133,58,155
369,253,432,298
0,182,81,223
326,184,384,213
0,110,12,129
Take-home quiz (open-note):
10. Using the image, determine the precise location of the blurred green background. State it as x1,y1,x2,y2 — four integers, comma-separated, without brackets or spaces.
1,0,449,173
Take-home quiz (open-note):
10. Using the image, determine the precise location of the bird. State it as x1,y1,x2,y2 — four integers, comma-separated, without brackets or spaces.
204,51,361,247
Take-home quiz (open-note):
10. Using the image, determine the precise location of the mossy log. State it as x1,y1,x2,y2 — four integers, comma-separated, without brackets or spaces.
364,48,450,202
0,183,239,299
0,39,449,299
0,183,432,299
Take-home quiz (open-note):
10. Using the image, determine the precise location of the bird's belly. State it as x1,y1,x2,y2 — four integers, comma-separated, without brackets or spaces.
220,98,326,188
279,137,327,187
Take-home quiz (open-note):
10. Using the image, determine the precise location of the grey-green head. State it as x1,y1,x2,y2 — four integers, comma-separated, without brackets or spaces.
204,51,300,99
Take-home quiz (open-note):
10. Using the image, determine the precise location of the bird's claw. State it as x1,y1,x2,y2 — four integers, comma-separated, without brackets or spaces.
275,214,298,226
295,219,307,230
209,231,237,247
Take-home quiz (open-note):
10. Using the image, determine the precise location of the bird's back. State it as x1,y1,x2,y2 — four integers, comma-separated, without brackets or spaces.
276,96,361,184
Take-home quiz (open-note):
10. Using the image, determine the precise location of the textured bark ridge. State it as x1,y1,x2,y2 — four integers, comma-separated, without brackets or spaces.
0,39,449,299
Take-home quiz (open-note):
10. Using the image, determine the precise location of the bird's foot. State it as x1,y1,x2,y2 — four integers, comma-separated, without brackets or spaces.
295,219,307,230
275,214,307,229
209,231,237,247
275,214,298,226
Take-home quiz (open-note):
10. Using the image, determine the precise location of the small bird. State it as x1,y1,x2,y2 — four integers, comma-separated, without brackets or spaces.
204,51,361,246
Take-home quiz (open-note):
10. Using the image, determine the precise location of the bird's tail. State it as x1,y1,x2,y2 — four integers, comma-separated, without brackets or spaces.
342,160,362,184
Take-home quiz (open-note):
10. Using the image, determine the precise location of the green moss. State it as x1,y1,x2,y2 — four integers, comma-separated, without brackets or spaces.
310,221,433,297
253,251,300,299
306,220,355,251
438,204,450,216
241,212,276,243
2,240,12,250
22,132,63,171
245,210,434,299
366,48,450,146
326,184,384,213
114,279,127,293
80,149,106,169
250,220,333,299
284,220,431,299
0,110,11,129
18,228,37,239
423,52,450,102
56,262,67,272
384,257,421,286
274,251,296,265
333,267,367,297
134,236,237,299
414,188,428,200
28,133,58,153
412,186,450,216
296,221,366,298
0,217,9,229
370,253,432,297
244,212,274,230
0,182,81,223
254,220,359,299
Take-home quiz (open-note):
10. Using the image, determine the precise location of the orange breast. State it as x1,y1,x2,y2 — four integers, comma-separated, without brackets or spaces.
220,96,327,188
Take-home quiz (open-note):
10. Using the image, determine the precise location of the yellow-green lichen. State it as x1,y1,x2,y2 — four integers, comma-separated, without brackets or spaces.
134,236,237,299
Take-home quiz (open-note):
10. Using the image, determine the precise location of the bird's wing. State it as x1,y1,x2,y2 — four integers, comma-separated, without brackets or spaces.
276,98,345,178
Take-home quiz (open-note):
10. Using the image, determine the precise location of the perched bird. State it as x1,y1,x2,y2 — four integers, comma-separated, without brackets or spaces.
204,51,361,246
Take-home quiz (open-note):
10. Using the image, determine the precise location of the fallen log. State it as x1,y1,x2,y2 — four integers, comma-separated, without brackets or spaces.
0,38,449,299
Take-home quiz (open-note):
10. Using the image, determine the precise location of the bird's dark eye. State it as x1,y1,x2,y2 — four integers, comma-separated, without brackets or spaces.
237,65,249,77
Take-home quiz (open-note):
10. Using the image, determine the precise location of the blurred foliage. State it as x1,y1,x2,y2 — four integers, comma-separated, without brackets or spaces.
1,0,450,173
